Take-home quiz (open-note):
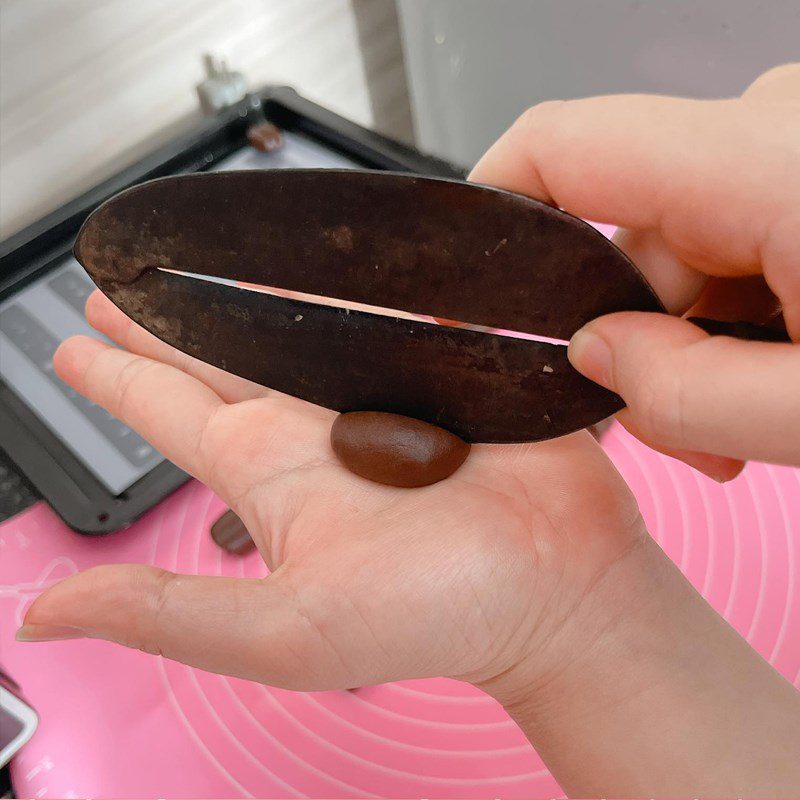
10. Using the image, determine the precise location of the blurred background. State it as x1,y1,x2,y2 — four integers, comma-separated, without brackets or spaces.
2,0,798,239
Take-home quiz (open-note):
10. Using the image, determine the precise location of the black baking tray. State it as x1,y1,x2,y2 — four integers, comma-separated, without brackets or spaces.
0,85,465,534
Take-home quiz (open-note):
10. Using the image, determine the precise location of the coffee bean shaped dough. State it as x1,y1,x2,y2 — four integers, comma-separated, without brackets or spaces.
210,509,256,555
330,411,471,488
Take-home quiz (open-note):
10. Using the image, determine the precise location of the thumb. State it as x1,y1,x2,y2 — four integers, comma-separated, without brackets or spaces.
568,312,800,466
17,564,333,689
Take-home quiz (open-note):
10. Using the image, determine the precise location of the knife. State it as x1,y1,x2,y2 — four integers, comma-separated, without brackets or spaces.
72,169,788,444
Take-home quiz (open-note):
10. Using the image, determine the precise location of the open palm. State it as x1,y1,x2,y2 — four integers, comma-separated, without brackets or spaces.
23,290,643,694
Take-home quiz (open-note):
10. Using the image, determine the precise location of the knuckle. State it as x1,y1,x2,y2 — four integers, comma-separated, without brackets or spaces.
172,348,196,376
515,100,567,140
191,402,234,484
744,63,800,97
79,345,113,397
112,357,157,418
146,568,179,658
630,354,688,446
284,579,349,663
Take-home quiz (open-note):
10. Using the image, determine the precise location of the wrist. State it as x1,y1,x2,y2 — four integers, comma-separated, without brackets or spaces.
478,533,800,796
477,530,662,718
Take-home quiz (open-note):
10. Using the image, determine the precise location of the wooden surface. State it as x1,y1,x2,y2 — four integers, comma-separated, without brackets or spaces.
0,0,412,239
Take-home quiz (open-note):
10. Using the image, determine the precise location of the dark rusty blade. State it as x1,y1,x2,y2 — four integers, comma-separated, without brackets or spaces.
74,170,664,339
94,269,623,443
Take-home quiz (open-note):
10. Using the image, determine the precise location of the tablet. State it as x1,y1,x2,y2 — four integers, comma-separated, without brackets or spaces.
0,86,463,533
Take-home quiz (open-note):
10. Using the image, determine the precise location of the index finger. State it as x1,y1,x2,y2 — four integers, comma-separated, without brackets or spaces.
469,94,800,316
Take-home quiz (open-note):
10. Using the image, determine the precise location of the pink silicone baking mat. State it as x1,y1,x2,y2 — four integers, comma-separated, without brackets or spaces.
1,422,798,799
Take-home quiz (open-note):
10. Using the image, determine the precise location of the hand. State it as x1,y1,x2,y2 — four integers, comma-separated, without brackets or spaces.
20,299,800,797
471,63,800,479
21,290,644,695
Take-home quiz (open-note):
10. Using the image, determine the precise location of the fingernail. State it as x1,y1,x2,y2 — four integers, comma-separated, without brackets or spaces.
16,624,86,642
568,328,614,390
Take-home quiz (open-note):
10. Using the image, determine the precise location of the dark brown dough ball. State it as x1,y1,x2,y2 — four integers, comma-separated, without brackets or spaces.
330,411,471,488
210,509,255,555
